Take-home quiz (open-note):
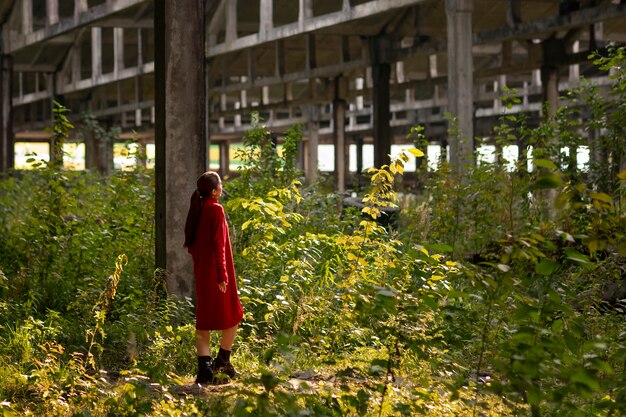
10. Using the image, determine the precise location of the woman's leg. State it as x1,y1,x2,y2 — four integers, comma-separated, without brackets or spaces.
195,329,211,356
220,324,238,350
213,325,239,378
195,329,213,383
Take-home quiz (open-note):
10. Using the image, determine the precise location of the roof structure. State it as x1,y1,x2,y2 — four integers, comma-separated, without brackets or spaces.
2,1,625,151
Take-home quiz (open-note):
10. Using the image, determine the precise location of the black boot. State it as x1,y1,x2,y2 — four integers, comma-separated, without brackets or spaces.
195,355,214,384
211,347,237,379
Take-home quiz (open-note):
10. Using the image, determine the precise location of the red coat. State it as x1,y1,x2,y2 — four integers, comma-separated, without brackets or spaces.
188,198,243,330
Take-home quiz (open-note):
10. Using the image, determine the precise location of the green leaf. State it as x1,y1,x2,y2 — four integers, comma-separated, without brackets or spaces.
564,330,580,354
535,259,557,276
563,248,592,267
532,173,563,189
447,290,470,298
589,192,613,203
551,319,564,333
570,367,600,391
533,158,558,170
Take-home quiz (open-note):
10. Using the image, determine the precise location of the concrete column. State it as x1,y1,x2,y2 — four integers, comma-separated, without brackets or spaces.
446,0,474,174
71,44,81,85
541,37,564,119
84,130,97,171
371,57,391,168
91,27,102,82
22,0,33,34
260,0,273,40
541,66,559,119
0,53,14,174
113,28,124,76
155,0,206,296
46,0,59,26
305,104,319,181
355,135,363,189
333,97,347,192
225,0,237,44
75,0,87,15
333,77,349,193
296,136,305,172
219,141,229,177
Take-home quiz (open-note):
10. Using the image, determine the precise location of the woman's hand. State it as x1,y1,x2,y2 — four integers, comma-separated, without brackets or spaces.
218,281,227,293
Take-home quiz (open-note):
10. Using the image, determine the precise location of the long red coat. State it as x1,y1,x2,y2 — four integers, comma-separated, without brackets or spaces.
188,198,243,330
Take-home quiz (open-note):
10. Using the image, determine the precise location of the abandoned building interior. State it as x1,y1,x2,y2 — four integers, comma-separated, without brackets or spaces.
1,0,625,291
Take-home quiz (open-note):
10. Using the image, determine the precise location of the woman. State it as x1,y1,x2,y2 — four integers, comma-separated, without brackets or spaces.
184,171,244,384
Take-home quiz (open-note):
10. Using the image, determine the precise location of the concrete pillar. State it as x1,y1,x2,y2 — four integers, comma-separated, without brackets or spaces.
260,0,273,40
75,0,87,15
371,59,391,168
155,0,206,297
225,0,237,44
46,0,59,26
446,0,474,174
113,28,124,76
81,114,111,174
0,53,14,174
355,135,363,190
305,104,319,181
219,141,229,177
334,98,347,192
541,66,559,119
22,0,33,34
541,37,564,119
91,27,102,82
333,77,348,192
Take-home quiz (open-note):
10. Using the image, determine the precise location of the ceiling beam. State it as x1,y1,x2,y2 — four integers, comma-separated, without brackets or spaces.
7,0,149,53
475,2,626,45
207,0,428,57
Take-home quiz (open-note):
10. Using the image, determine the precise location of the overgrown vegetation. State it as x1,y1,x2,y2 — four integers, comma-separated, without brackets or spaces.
0,49,625,416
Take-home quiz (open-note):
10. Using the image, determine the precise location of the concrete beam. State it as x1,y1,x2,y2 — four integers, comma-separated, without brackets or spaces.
208,0,427,57
475,2,626,45
8,0,149,53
